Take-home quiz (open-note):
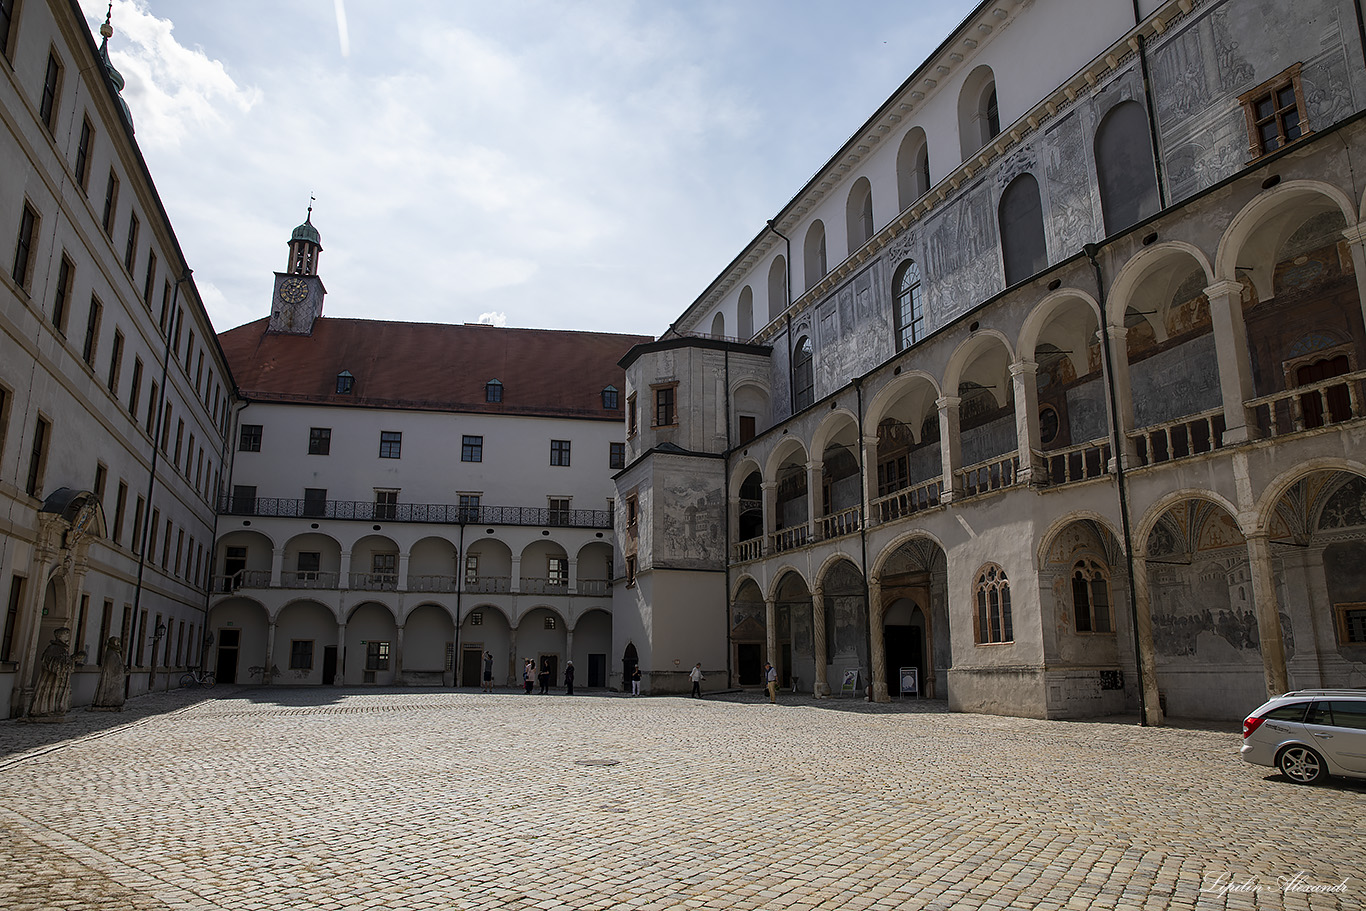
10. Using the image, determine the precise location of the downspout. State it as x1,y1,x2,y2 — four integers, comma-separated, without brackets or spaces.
723,347,734,689
1135,33,1168,210
854,377,872,697
766,221,794,413
130,269,190,696
1354,0,1366,72
199,381,240,669
453,521,464,688
1085,243,1149,726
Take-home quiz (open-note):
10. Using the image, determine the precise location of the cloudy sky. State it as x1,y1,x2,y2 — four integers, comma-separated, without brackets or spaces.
81,0,981,337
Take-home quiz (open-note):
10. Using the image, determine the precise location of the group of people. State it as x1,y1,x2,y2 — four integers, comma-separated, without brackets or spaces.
475,653,723,699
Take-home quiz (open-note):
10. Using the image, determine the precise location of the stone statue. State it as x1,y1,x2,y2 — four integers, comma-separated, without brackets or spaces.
28,627,87,722
89,636,127,712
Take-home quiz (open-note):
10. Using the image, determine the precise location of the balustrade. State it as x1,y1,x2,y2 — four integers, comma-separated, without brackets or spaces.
871,478,942,525
1129,409,1225,467
733,538,763,563
1039,439,1111,486
818,506,862,541
1248,370,1366,438
279,570,339,590
770,525,809,554
956,455,1020,497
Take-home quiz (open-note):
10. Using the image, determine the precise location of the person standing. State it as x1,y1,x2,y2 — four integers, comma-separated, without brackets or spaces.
564,660,575,696
764,662,778,703
689,663,705,699
538,659,551,695
523,659,535,694
630,665,642,696
481,651,494,693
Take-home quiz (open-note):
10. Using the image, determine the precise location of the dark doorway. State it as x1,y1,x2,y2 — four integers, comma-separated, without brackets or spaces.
737,642,763,686
222,547,246,592
588,653,606,687
322,646,337,684
780,642,792,688
622,643,638,690
884,625,924,697
461,646,483,687
215,628,240,684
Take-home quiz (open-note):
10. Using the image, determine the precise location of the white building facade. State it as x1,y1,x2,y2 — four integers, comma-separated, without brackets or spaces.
616,0,1366,719
1,1,232,716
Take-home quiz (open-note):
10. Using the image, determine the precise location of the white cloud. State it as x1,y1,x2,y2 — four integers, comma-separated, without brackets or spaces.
477,312,508,327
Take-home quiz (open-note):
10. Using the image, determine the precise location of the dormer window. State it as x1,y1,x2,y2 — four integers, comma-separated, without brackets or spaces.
336,371,354,395
602,385,619,410
486,380,503,403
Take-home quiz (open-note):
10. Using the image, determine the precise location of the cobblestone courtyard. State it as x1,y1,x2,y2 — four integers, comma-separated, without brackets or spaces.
0,687,1360,911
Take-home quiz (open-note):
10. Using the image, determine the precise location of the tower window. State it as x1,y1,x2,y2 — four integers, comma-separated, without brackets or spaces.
485,380,503,403
336,371,354,394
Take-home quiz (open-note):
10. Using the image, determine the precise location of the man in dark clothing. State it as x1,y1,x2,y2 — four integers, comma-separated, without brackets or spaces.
564,660,575,696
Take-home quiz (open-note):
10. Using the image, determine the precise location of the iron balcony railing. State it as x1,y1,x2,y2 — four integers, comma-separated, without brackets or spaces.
219,496,612,529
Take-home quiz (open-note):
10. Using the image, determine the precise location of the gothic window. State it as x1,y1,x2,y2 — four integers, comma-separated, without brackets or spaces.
999,173,1047,287
1238,63,1307,158
892,260,925,351
793,336,814,411
1095,101,1160,236
1072,559,1113,634
974,564,1013,644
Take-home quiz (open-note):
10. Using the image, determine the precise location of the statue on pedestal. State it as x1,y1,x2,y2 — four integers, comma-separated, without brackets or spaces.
89,636,126,712
28,627,86,722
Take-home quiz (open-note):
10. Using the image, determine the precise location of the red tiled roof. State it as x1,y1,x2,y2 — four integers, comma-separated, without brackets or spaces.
218,318,653,419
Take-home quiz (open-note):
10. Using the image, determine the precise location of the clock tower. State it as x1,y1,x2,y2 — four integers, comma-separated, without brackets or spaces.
268,206,327,335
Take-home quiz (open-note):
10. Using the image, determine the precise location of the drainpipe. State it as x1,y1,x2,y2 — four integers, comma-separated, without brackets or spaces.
453,520,464,688
854,377,873,697
766,221,794,414
723,347,734,689
1134,33,1168,211
1354,0,1366,72
130,269,191,697
1085,243,1149,726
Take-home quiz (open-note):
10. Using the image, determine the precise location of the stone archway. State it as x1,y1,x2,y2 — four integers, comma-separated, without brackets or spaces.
877,538,948,700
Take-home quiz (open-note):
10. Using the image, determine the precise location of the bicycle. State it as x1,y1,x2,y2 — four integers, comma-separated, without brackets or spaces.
179,667,216,688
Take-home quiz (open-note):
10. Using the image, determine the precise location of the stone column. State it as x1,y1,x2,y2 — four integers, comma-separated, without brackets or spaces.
510,557,522,594
1100,326,1138,470
1342,223,1366,333
1130,555,1163,726
807,459,823,541
263,620,277,685
1205,280,1258,444
1246,533,1289,696
765,597,777,672
567,558,578,594
936,395,963,503
812,585,830,697
565,628,575,673
868,579,889,702
508,626,519,687
270,548,285,587
1010,360,1042,485
393,624,405,683
334,621,346,685
397,552,411,592
861,434,879,524
339,550,352,589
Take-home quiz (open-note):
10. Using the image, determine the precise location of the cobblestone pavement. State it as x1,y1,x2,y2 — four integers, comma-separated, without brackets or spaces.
0,687,1360,911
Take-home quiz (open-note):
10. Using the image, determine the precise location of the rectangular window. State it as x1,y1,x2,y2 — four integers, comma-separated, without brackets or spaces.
609,441,625,470
184,329,194,366
290,640,314,670
195,351,203,393
131,496,145,555
25,415,49,497
306,427,331,455
147,509,159,559
93,462,107,504
98,600,113,664
297,551,321,578
146,381,158,435
548,556,568,587
548,497,570,526
51,253,72,334
74,595,89,664
0,0,17,62
550,439,571,466
626,495,638,527
39,50,62,132
143,249,157,306
74,115,93,191
159,280,171,333
0,574,24,661
195,448,204,491
11,201,38,289
602,386,619,410
654,385,677,427
739,415,757,444
379,431,402,458
185,434,195,477
106,329,124,394
485,380,502,403
303,487,327,518
461,435,483,462
173,419,184,467
1336,602,1366,645
374,489,398,521
239,423,262,452
371,554,397,588
124,212,139,272
365,640,391,670
83,296,101,366
101,169,119,235
111,481,127,546
172,306,183,355
174,528,184,576
128,357,142,418
625,556,637,588
230,485,256,515
464,554,479,585
627,394,638,437
1239,63,1307,157
458,493,481,524
135,610,146,666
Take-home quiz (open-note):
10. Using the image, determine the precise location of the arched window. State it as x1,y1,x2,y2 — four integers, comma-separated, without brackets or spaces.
738,286,754,339
1072,559,1113,633
793,336,814,411
892,260,925,351
999,173,1048,286
803,220,827,291
975,564,1013,644
767,256,787,323
711,312,725,338
1095,101,1160,236
985,87,1001,140
959,65,1000,159
846,177,874,251
897,128,931,210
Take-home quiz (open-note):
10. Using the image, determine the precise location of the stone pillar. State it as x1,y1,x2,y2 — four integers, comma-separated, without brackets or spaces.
565,628,575,671
334,622,346,685
1101,326,1138,470
270,548,284,587
397,552,410,592
339,551,352,589
393,624,405,683
868,579,889,702
1010,360,1042,485
263,620,277,685
510,557,522,594
807,459,823,540
812,585,830,697
765,597,777,672
567,558,578,594
1246,534,1289,697
1205,280,1258,444
509,626,519,687
1130,555,1163,725
1342,223,1366,334
936,395,962,503
1277,546,1325,688
861,434,879,524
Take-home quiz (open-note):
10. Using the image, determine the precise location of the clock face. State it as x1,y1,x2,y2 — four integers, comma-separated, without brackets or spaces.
279,277,309,304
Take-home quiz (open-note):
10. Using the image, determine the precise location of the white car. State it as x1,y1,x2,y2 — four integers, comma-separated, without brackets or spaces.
1240,690,1366,784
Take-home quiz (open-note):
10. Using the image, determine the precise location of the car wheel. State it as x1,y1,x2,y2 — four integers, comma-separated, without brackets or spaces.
1277,745,1328,784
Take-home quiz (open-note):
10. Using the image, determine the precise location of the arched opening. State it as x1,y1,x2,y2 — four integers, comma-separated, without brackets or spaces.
460,605,511,686
896,127,931,210
871,376,943,519
1027,296,1108,483
737,469,764,546
344,602,398,685
1095,101,1160,236
821,559,868,686
767,256,787,323
207,599,269,684
738,285,754,339
731,578,766,686
773,445,809,551
774,571,813,691
999,173,1047,286
710,311,726,339
793,335,814,412
275,600,336,685
846,177,874,252
622,641,639,691
803,220,827,291
404,603,455,685
958,65,1000,159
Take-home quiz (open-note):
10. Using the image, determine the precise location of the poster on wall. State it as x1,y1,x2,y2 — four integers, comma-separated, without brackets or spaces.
840,668,861,696
899,667,919,699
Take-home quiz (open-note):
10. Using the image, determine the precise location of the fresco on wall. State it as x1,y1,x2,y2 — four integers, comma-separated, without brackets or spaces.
1043,112,1096,258
1318,475,1366,529
960,415,1016,467
659,476,722,568
1065,379,1108,444
924,180,1001,326
809,263,891,405
1130,333,1221,427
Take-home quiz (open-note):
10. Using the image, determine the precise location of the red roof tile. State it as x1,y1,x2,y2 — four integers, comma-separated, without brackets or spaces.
218,318,652,420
